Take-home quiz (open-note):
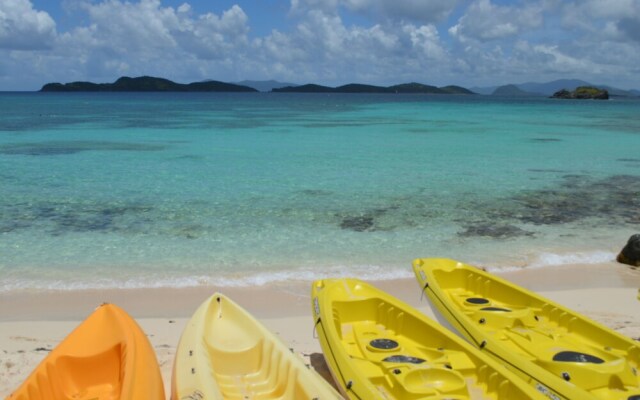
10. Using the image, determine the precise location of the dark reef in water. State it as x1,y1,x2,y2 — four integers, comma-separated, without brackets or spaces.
0,141,166,156
510,175,640,225
2,174,638,241
530,138,562,143
459,224,534,239
338,207,399,232
455,174,640,238
333,174,640,239
0,199,208,240
41,76,258,92
0,201,152,236
340,215,375,232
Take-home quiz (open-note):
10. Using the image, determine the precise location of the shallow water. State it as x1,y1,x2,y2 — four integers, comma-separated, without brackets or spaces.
1,92,638,290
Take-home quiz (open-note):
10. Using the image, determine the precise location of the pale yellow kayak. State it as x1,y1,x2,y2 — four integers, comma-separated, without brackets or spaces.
413,258,640,400
171,293,343,400
311,278,546,399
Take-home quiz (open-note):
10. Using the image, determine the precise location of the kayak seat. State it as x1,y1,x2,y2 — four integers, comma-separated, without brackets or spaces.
465,297,489,305
537,348,637,392
368,338,400,351
55,344,123,400
552,351,604,364
382,355,426,364
17,344,123,400
211,339,294,398
207,339,262,375
400,367,468,396
480,307,512,312
456,293,530,320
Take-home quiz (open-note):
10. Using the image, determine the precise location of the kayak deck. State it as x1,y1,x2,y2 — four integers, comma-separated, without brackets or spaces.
445,284,640,397
415,258,640,400
313,278,544,399
172,293,342,400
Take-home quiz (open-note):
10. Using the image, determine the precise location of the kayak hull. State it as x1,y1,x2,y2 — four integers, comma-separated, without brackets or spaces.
413,258,640,400
171,293,342,400
312,278,545,399
7,303,165,400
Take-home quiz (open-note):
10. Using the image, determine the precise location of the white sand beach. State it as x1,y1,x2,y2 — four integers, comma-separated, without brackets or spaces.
2,261,640,398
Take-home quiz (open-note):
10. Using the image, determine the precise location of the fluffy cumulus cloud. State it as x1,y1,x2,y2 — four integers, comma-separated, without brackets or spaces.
13,0,252,85
290,0,461,25
0,0,56,50
0,0,640,90
449,0,544,42
342,0,460,24
445,0,640,87
71,0,250,65
252,9,452,84
562,0,640,43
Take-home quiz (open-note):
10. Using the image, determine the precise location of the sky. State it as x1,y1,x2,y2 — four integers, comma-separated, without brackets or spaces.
1,0,640,91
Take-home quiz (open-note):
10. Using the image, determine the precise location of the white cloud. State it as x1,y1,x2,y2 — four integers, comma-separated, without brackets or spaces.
528,43,600,74
404,24,447,61
292,0,459,24
252,9,453,85
290,0,339,15
1,0,640,90
617,17,640,43
450,0,544,42
51,0,252,79
0,0,56,50
79,0,178,54
567,0,638,20
344,0,460,24
561,0,640,42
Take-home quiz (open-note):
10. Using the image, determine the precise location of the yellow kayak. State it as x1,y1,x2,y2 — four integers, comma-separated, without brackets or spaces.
8,303,165,400
413,258,640,400
311,278,545,399
171,293,343,400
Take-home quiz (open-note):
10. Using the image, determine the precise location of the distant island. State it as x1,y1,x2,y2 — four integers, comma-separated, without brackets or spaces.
472,79,638,97
38,76,637,97
40,77,476,94
273,82,475,94
551,86,609,100
41,76,258,92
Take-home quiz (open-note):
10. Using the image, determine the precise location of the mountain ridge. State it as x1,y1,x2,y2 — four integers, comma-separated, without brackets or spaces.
273,82,475,94
236,80,298,92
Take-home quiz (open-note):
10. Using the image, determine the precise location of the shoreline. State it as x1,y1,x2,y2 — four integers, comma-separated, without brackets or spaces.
2,262,640,398
1,261,638,321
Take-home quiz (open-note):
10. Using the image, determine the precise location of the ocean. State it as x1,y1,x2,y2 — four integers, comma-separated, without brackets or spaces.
1,92,638,291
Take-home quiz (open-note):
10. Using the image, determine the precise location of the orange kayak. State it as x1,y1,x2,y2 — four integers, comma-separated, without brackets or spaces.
7,303,165,400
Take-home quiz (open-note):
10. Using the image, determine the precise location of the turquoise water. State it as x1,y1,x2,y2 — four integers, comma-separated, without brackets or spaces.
1,93,639,290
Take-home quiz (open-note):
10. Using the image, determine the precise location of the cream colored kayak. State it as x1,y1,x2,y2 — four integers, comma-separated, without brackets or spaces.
413,258,640,400
171,293,343,400
312,278,546,399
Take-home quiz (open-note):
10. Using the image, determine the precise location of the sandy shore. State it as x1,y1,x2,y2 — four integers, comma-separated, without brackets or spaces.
2,261,640,398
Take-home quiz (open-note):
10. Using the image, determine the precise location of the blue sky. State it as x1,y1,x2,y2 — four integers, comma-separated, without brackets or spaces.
2,0,640,91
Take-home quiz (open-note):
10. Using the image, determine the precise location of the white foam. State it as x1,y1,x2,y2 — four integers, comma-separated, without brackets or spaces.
485,250,616,273
0,251,618,292
0,264,414,292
